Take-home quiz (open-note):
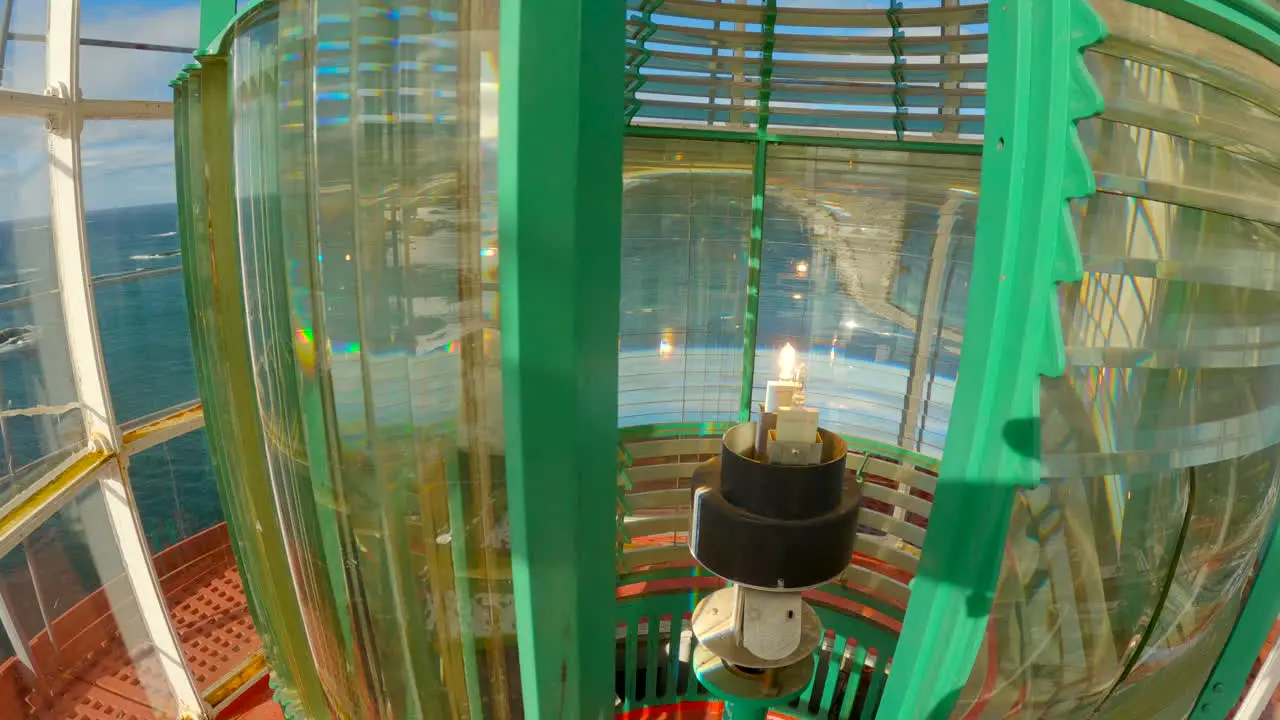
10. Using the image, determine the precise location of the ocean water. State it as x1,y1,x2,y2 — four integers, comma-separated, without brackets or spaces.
0,201,218,557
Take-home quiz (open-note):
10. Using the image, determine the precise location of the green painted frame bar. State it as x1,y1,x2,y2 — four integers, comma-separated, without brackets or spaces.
1126,0,1280,64
198,0,236,53
875,1,1103,718
737,138,768,423
736,0,776,422
624,124,984,156
498,0,625,716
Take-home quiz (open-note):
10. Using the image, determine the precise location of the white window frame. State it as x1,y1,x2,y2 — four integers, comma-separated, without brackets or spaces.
0,0,209,715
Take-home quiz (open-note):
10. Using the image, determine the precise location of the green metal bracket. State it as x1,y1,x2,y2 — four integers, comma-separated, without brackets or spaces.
875,1,1103,717
887,1,907,142
499,0,625,715
624,0,664,123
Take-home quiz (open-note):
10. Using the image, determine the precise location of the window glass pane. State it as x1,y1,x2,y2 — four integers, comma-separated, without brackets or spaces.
0,118,85,505
0,480,181,715
751,144,980,456
620,137,753,426
83,120,198,422
79,0,199,48
0,0,46,92
130,429,263,691
80,46,192,101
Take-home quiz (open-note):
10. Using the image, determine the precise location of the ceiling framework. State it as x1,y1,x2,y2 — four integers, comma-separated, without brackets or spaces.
625,0,989,145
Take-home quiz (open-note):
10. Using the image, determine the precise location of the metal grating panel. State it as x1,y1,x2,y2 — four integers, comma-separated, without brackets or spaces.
625,0,989,143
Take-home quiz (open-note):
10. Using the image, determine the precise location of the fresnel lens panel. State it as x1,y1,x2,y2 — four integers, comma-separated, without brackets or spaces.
170,0,1280,718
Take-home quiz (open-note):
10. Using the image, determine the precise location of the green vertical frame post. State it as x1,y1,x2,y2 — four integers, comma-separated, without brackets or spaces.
498,0,624,716
736,0,777,422
737,140,767,423
876,0,1104,718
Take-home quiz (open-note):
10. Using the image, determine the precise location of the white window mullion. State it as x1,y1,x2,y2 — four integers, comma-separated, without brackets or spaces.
46,0,114,448
43,0,206,715
97,459,207,717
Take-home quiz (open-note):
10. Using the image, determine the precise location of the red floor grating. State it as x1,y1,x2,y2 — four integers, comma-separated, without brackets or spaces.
0,523,263,718
170,566,258,688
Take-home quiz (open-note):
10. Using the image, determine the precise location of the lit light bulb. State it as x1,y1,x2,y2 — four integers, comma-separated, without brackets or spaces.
778,342,796,381
795,261,809,276
659,338,673,358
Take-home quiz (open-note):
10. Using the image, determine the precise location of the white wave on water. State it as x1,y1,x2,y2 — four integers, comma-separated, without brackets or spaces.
147,231,179,239
130,250,182,260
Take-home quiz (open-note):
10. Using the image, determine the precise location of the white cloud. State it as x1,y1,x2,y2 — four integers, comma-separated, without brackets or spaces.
81,1,200,48
0,120,53,221
81,120,178,211
0,2,198,217
80,5,200,102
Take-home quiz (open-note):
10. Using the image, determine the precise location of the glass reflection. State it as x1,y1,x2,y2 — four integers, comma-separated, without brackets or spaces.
130,430,262,692
0,0,47,92
233,12,359,712
620,137,753,425
754,145,979,457
0,119,84,506
229,0,518,715
956,3,1280,716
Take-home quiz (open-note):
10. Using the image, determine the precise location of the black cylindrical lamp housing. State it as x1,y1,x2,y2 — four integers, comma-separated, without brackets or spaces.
690,423,862,590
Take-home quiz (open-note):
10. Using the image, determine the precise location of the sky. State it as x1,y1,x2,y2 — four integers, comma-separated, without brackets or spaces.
0,0,199,219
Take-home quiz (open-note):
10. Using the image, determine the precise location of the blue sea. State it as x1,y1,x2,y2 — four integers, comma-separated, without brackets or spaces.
0,202,218,556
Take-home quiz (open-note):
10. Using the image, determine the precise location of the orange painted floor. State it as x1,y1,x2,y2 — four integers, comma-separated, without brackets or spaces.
0,524,263,719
